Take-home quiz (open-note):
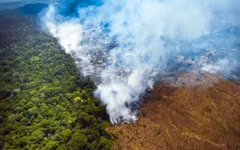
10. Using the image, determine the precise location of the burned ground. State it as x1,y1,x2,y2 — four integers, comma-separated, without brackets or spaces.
107,75,240,150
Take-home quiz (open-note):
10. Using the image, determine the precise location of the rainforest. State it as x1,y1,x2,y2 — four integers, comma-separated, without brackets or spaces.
0,3,112,150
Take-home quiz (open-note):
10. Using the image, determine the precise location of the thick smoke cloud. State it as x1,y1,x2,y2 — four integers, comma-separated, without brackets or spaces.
41,0,240,124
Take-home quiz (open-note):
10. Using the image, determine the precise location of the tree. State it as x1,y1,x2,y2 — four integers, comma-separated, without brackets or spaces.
68,132,88,149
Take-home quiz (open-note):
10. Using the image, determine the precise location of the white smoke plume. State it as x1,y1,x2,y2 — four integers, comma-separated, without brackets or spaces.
41,0,240,124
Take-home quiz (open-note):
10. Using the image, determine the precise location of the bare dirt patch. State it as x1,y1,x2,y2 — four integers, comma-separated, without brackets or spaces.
107,76,240,150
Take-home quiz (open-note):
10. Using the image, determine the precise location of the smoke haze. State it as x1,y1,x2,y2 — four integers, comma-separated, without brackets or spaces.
41,0,240,124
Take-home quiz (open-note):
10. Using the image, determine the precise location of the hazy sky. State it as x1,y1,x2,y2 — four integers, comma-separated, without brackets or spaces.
0,0,50,3
0,0,19,2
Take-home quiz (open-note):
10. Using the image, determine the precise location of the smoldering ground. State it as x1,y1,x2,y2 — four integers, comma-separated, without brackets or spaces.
41,0,240,124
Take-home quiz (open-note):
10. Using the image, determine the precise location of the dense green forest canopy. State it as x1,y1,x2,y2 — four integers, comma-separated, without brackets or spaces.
0,11,112,150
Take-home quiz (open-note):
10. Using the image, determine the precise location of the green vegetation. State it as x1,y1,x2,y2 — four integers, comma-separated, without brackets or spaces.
0,15,112,149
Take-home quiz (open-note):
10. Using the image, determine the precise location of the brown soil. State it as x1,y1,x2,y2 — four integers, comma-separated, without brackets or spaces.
107,77,240,150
